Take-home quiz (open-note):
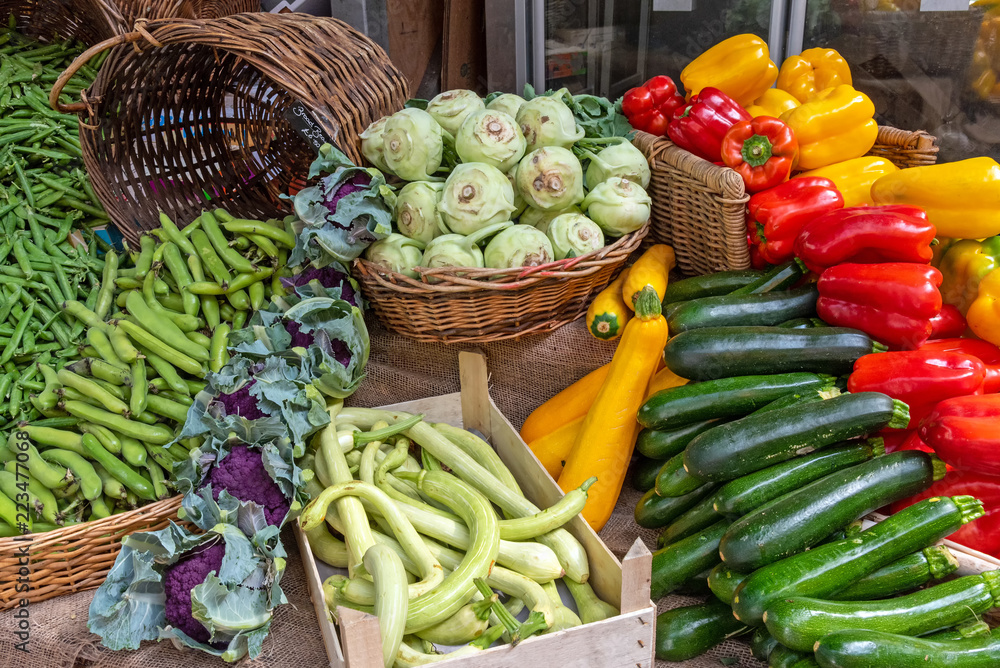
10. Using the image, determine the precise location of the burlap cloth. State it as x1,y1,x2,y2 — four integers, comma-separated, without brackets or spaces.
0,316,763,668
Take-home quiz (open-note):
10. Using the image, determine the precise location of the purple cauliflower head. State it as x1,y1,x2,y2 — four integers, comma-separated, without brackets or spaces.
162,542,226,645
202,445,290,526
323,173,372,221
283,265,358,307
213,381,267,420
283,320,351,367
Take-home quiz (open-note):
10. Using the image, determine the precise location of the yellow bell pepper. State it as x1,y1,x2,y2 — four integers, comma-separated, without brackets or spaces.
680,34,778,107
779,85,878,171
968,267,1000,346
939,237,1000,315
776,48,853,103
794,156,898,208
745,88,800,118
870,157,1000,239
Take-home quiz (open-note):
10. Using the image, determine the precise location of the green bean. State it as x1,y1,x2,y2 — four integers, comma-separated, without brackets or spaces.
114,277,142,290
92,461,127,500
185,281,227,295
63,401,174,446
219,301,236,322
158,292,185,313
132,235,155,279
185,330,212,349
129,356,147,417
6,432,73,489
57,368,129,416
143,443,176,471
154,212,196,256
145,459,170,500
245,232,280,259
202,209,255,273
124,292,209,362
67,358,129,386
86,327,126,368
230,235,250,251
0,373,13,403
17,423,85,454
60,299,104,329
0,301,34,364
115,320,205,377
90,378,127,401
138,346,190,396
78,422,121,455
106,323,139,364
80,434,156,501
143,393,187,423
191,229,232,284
51,260,75,304
226,267,273,294
88,494,112,520
221,220,296,248
26,416,78,429
39,448,102,500
120,436,147,468
94,250,117,320
161,242,199,317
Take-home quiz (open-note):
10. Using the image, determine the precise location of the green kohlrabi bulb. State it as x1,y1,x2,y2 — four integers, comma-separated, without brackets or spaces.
364,233,426,278
382,108,445,181
483,224,555,269
456,109,527,173
438,163,516,235
582,177,652,236
394,181,445,244
545,212,605,259
426,89,486,137
515,146,585,211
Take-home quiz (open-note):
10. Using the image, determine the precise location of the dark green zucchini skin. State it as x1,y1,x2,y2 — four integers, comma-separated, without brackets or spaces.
629,454,661,492
635,421,718,460
768,644,818,668
661,269,765,305
713,439,883,517
730,260,804,296
777,317,826,328
634,484,715,529
730,495,984,625
815,629,1000,668
666,285,818,333
718,451,939,572
765,572,1000,652
654,600,748,662
654,453,705,497
684,392,908,482
638,372,835,431
672,568,713,596
663,326,879,381
834,545,959,601
659,491,724,547
706,563,746,606
650,520,729,599
750,627,779,662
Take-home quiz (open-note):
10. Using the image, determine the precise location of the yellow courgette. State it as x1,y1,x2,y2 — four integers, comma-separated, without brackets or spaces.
622,244,676,309
586,269,632,340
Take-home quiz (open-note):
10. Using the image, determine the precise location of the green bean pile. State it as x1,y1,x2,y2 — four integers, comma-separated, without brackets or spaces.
298,406,619,666
0,209,295,533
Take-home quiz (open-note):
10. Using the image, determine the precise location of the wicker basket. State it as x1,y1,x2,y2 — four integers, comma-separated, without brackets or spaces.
50,13,409,247
115,0,259,27
0,495,182,610
353,224,648,344
633,124,940,275
0,0,126,45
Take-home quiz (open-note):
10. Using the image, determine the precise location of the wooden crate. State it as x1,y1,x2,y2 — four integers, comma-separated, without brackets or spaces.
295,351,656,668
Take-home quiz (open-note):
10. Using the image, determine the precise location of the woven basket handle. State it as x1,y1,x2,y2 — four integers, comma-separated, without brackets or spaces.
50,31,148,114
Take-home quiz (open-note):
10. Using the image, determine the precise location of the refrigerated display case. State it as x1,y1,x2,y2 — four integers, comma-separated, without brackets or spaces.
487,0,998,161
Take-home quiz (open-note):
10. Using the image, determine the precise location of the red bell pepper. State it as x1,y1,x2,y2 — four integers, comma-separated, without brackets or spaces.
721,116,798,193
817,262,943,350
746,177,844,266
920,394,1000,476
794,205,935,274
621,75,686,136
891,470,1000,557
848,351,985,428
919,338,1000,393
666,87,751,163
929,304,967,340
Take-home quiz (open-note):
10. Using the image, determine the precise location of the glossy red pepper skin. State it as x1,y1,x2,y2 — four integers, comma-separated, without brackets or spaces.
891,470,1000,557
929,304,967,340
920,394,1000,476
794,205,935,274
746,177,844,266
622,75,686,136
721,116,798,193
667,87,751,162
817,262,943,350
848,351,985,428
919,337,1000,393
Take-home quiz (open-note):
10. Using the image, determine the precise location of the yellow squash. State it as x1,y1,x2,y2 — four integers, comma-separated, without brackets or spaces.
647,365,688,396
586,268,632,340
528,416,584,480
622,244,676,310
519,363,610,444
559,287,669,531
794,156,898,208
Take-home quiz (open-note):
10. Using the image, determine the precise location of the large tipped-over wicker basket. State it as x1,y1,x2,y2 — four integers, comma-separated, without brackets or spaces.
354,224,649,344
0,495,183,610
633,125,939,276
50,13,409,247
115,0,259,28
1,0,125,45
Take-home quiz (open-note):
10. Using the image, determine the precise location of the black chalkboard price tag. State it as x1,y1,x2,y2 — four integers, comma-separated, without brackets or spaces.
285,101,339,153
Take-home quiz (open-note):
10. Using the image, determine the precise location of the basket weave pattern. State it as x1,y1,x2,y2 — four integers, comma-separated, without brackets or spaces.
0,0,125,45
116,0,259,28
51,13,409,247
353,224,648,344
634,124,939,275
0,495,182,610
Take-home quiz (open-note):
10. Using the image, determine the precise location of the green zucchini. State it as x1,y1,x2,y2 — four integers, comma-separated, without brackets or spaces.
654,452,704,497
661,269,765,305
768,644,816,668
777,317,826,328
634,484,715,529
750,627,779,662
629,454,661,492
766,571,1000,652
927,620,993,641
650,520,729,599
673,568,713,596
658,490,724,547
834,545,959,601
684,392,910,482
751,387,838,415
815,629,1000,668
730,495,985,625
713,439,884,517
730,260,804,296
638,372,835,431
666,285,818,334
663,326,884,381
635,421,718,460
719,451,943,572
654,600,748,662
707,563,746,606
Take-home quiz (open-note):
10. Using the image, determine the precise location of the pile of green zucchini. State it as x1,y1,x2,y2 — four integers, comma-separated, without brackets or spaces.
630,265,998,667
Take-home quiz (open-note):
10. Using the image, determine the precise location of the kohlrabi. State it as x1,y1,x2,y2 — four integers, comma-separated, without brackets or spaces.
483,224,555,268
455,110,526,173
584,139,651,190
426,89,485,137
582,176,652,236
359,116,390,172
382,108,445,181
515,146,585,211
438,163,516,235
521,205,583,231
394,181,445,243
364,234,425,278
516,90,584,152
545,213,605,259
486,93,527,119
420,222,512,270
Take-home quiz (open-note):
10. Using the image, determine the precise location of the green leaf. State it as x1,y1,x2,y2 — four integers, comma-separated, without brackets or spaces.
404,98,429,110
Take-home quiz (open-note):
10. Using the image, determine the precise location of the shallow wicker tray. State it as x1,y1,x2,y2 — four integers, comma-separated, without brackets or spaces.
0,494,182,611
633,125,939,276
353,224,648,344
